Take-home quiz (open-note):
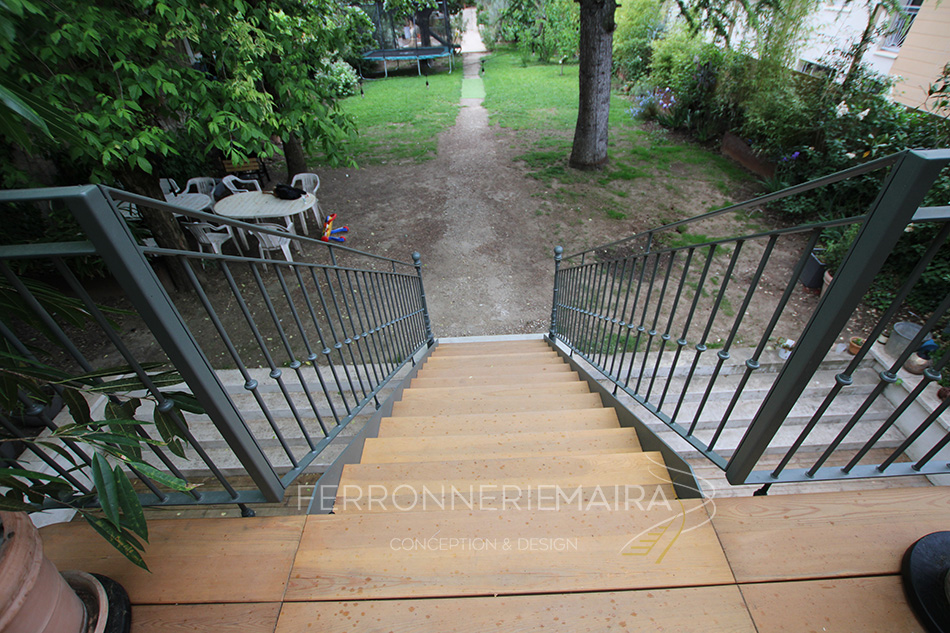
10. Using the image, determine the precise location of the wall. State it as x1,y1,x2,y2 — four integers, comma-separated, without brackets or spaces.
889,0,950,111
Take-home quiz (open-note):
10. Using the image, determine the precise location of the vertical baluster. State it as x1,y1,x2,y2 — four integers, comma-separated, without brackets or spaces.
678,242,744,435
330,263,375,398
806,289,950,477
57,258,239,497
628,253,661,392
247,262,316,450
310,266,362,403
606,258,633,383
658,244,716,415
620,254,649,389
637,251,677,393
592,259,620,368
291,266,348,422
366,271,398,374
271,264,331,437
379,271,412,366
219,261,300,466
343,269,384,392
646,248,693,403
706,236,777,451
412,252,435,346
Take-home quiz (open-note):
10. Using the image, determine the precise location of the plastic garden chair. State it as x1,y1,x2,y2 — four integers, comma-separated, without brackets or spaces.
185,222,233,255
251,223,294,262
290,172,322,234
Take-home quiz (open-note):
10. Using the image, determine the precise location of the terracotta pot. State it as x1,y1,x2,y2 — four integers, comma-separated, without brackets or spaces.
848,337,864,355
0,511,86,633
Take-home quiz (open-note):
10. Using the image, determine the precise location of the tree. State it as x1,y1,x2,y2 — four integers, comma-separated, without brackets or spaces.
569,0,617,169
2,0,370,263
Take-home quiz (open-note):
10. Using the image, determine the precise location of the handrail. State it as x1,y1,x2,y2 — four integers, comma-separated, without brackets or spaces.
0,184,435,512
551,148,950,488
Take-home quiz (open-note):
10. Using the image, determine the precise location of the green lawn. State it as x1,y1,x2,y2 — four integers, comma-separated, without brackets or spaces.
480,50,752,230
318,68,462,166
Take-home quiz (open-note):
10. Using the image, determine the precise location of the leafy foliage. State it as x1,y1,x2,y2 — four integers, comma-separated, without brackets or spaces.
477,0,579,62
0,357,200,571
612,0,666,82
1,0,373,191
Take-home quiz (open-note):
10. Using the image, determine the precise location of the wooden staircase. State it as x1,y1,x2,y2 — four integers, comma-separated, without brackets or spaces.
279,339,743,629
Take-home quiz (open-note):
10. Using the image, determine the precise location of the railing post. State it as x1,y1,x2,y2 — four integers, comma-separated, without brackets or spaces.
412,251,435,347
550,245,563,339
726,149,950,485
64,185,285,502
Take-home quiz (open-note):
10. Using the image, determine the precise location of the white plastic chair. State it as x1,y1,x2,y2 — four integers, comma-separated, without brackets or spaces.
183,177,216,195
185,222,233,255
222,174,262,194
290,172,322,234
251,223,294,262
159,178,180,201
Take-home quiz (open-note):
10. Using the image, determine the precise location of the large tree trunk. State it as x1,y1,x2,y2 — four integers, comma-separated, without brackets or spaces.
283,133,308,179
416,8,434,47
120,166,191,288
569,0,617,170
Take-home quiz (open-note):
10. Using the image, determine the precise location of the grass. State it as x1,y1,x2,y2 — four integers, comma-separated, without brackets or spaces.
480,50,754,232
313,67,462,166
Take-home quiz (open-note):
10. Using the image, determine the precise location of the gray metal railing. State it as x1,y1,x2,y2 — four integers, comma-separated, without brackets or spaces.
0,185,434,510
550,149,950,488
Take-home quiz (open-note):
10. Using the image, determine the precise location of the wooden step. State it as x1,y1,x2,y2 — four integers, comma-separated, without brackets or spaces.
431,340,551,356
361,428,642,463
397,381,590,401
285,501,732,600
390,392,603,416
711,487,950,584
336,452,673,513
414,361,572,379
410,370,581,389
420,352,561,369
377,408,621,437
276,585,757,632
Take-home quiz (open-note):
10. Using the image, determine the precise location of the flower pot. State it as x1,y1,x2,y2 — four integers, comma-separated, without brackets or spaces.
848,337,864,355
0,511,85,633
0,513,131,633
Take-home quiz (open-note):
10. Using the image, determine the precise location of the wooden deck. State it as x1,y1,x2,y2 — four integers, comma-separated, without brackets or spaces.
39,340,949,631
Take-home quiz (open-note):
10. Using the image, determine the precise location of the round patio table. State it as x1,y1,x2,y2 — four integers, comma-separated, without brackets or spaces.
213,191,316,250
213,191,315,226
166,193,212,213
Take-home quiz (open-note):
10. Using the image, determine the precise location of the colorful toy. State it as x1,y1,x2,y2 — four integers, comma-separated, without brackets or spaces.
319,213,349,243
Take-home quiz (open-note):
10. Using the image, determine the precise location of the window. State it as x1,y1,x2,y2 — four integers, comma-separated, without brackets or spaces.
882,0,922,49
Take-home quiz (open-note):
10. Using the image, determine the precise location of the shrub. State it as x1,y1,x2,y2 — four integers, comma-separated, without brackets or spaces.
318,60,359,98
613,0,665,82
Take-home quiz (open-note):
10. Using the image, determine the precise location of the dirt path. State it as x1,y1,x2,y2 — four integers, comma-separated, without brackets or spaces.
423,54,553,336
315,54,555,337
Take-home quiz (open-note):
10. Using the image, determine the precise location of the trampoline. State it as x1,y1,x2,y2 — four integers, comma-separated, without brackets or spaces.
358,1,457,77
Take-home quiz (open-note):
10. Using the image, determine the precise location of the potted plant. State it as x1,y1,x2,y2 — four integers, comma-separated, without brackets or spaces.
0,356,198,632
849,336,865,354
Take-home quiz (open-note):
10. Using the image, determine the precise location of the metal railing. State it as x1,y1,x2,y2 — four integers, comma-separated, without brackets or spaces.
550,149,950,487
0,185,434,510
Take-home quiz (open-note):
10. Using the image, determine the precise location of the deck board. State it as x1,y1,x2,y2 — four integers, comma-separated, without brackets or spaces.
276,585,756,632
132,603,282,633
40,516,305,604
285,501,733,601
740,577,922,632
711,487,950,582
